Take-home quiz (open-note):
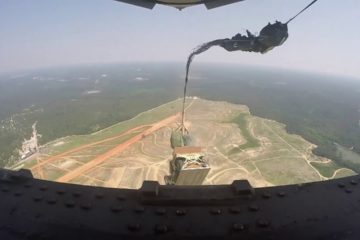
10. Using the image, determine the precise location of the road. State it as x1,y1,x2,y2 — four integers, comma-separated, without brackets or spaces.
30,125,149,177
56,113,180,183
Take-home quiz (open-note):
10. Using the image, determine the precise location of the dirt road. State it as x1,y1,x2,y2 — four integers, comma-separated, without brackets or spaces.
31,125,148,175
56,113,180,183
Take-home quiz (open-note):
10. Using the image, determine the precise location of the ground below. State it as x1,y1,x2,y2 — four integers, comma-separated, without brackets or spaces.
14,98,355,188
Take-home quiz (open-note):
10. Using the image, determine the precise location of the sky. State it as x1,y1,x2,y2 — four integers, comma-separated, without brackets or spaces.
0,0,359,78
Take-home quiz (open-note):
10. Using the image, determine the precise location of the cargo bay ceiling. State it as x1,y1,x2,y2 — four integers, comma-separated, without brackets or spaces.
114,0,246,10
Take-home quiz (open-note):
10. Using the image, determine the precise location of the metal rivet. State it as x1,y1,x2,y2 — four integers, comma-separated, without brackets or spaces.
338,183,345,188
10,207,17,215
156,208,166,215
345,188,352,193
26,232,43,239
232,223,246,231
47,198,57,204
127,223,141,232
117,195,126,201
95,193,104,199
39,185,48,191
306,217,319,222
65,201,75,208
229,207,241,214
56,189,66,195
210,208,222,215
175,209,186,216
277,191,286,197
81,203,92,210
72,192,81,198
262,192,271,199
33,195,43,202
154,224,168,234
249,204,259,212
245,195,253,200
14,191,22,197
350,180,357,186
257,218,270,228
134,206,145,213
110,205,123,213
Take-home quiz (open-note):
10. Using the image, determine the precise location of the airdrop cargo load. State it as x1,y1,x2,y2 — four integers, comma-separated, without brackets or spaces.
167,146,210,185
170,131,192,149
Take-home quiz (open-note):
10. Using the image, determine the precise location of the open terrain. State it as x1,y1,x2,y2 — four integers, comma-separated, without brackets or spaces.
16,98,355,188
2,63,360,172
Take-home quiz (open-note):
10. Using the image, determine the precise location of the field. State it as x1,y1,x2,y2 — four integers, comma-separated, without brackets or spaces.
18,98,356,188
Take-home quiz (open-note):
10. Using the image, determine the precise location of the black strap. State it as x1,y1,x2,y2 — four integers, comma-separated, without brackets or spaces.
286,0,319,24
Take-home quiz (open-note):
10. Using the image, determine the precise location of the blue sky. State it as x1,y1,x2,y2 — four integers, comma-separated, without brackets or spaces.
0,0,359,78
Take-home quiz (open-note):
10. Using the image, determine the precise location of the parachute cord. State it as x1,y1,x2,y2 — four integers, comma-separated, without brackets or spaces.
286,0,319,24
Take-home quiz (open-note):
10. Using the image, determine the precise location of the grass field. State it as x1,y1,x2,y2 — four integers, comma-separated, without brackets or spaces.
228,113,260,154
310,161,341,178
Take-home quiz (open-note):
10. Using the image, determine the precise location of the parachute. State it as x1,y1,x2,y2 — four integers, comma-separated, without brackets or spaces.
177,0,319,137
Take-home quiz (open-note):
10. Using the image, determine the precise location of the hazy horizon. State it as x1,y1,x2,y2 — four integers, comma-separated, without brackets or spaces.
1,0,359,79
2,61,359,83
